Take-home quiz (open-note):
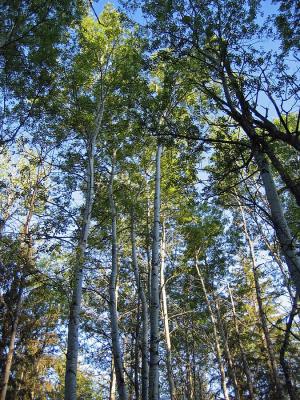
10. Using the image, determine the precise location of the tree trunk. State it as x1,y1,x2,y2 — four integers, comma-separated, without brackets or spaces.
227,284,255,400
134,307,140,400
108,149,129,400
149,143,162,400
195,262,230,400
238,199,283,399
263,141,300,208
131,213,149,400
160,220,177,400
213,295,241,400
255,220,294,300
109,358,116,400
64,100,104,400
146,192,152,298
254,149,300,294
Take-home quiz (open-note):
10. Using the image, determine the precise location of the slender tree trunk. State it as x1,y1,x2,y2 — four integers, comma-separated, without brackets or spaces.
109,358,116,400
64,100,104,400
108,149,129,400
279,296,298,400
184,337,191,400
238,199,283,399
213,295,241,400
227,284,255,399
195,262,230,400
191,330,199,399
160,220,177,400
149,143,163,400
254,149,300,294
186,361,193,400
146,192,152,297
134,305,140,400
0,285,23,400
131,214,149,400
263,142,300,208
255,220,294,299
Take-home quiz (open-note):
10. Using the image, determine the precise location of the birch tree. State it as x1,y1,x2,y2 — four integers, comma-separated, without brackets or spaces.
149,142,163,400
64,8,129,398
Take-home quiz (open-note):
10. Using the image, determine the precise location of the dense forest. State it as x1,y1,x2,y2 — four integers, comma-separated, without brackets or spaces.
0,0,299,399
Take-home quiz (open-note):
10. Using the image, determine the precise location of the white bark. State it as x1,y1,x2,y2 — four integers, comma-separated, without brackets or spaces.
227,284,255,400
131,214,149,400
160,221,176,400
195,262,230,400
214,295,241,400
134,311,140,400
149,143,163,400
109,358,116,400
254,150,300,294
238,198,283,399
64,100,104,400
108,150,129,400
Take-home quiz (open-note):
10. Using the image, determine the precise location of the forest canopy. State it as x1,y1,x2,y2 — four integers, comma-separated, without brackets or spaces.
0,1,299,399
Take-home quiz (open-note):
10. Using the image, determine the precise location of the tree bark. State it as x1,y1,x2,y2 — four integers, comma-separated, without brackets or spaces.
134,308,140,400
108,149,129,400
263,142,300,208
238,199,283,399
149,143,162,400
213,295,241,400
227,284,255,399
255,219,294,300
64,100,104,400
160,220,176,400
109,358,116,400
254,149,300,294
195,262,230,400
131,213,149,400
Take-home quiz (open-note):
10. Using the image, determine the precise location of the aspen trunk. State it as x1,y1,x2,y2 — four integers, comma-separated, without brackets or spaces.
256,222,294,299
146,192,152,297
109,358,116,400
227,284,255,399
149,143,162,400
263,142,300,208
213,295,241,400
134,308,140,400
238,200,283,399
254,150,300,294
108,150,129,400
253,266,282,398
160,220,176,400
131,214,149,400
195,262,230,400
64,100,103,400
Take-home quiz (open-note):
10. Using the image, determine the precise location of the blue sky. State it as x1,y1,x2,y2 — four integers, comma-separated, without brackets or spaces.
93,0,145,23
93,0,279,20
94,0,119,11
